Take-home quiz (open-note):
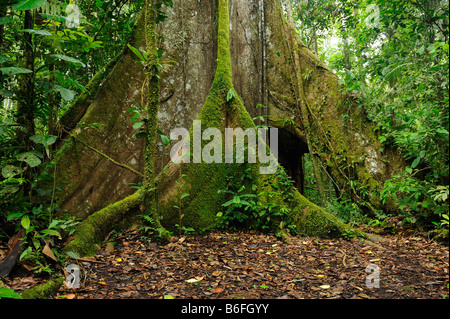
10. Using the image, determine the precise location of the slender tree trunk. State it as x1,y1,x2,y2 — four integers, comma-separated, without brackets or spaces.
143,0,171,242
310,28,318,56
0,2,6,109
16,9,35,198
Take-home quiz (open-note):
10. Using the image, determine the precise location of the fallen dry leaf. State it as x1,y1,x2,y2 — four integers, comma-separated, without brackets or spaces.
42,243,57,261
118,290,135,298
185,276,204,283
214,287,224,293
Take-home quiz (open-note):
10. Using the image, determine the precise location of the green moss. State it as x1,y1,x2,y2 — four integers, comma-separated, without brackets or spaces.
63,191,142,256
21,277,64,299
156,0,362,239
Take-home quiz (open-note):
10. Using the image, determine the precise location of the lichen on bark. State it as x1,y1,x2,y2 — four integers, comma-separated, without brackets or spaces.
154,0,358,239
142,0,171,242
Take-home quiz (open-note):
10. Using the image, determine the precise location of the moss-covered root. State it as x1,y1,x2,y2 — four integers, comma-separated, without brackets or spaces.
21,277,64,299
63,191,142,257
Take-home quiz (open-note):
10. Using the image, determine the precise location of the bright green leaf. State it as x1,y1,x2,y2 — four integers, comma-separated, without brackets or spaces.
30,134,57,146
226,88,235,102
160,134,170,146
12,0,47,11
21,29,52,36
411,157,421,169
21,215,30,230
133,121,144,130
53,84,77,101
16,152,42,167
0,67,33,76
417,45,425,55
180,193,190,200
50,54,86,67
7,212,26,221
0,287,22,299
41,229,62,239
127,44,146,62
2,165,25,178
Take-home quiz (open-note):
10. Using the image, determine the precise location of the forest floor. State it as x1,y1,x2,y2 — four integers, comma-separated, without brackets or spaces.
4,227,448,300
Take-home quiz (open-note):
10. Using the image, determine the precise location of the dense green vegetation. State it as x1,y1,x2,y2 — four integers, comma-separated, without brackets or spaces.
294,0,449,236
0,0,448,281
1,0,144,272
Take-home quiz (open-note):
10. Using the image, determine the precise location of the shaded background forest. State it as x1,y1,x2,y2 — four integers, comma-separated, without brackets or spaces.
0,0,448,273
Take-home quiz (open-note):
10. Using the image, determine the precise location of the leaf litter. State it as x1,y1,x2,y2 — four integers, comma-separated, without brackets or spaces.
2,229,448,299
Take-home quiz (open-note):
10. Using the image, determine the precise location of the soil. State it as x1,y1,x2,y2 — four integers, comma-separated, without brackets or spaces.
4,228,447,300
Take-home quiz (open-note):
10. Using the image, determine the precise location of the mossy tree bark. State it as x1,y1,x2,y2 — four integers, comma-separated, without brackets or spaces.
16,9,35,198
62,0,365,256
55,0,408,255
142,0,171,242
263,0,405,215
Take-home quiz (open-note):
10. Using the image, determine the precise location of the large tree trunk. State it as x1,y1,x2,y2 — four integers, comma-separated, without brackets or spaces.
53,0,405,240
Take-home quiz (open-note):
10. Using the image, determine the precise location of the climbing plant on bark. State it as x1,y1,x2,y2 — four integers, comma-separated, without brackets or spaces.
142,0,171,242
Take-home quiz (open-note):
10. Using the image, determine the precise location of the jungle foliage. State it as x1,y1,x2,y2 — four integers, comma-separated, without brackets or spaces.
292,0,449,235
0,0,448,277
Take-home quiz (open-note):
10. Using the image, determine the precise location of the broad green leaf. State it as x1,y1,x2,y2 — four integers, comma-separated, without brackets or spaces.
20,247,32,261
2,165,25,178
30,134,57,157
30,134,57,146
7,212,26,220
232,196,241,204
127,44,146,61
411,157,421,169
226,88,235,102
16,152,42,167
133,121,144,130
0,67,32,76
41,229,62,239
0,287,22,300
160,134,170,146
53,84,77,101
21,215,30,230
65,251,80,260
49,54,86,67
21,29,52,36
130,112,140,122
164,295,174,299
0,17,14,25
48,219,59,229
12,0,47,11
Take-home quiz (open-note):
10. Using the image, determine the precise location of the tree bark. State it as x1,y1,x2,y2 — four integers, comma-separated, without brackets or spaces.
52,0,405,224
63,0,364,256
16,9,35,198
142,0,171,242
